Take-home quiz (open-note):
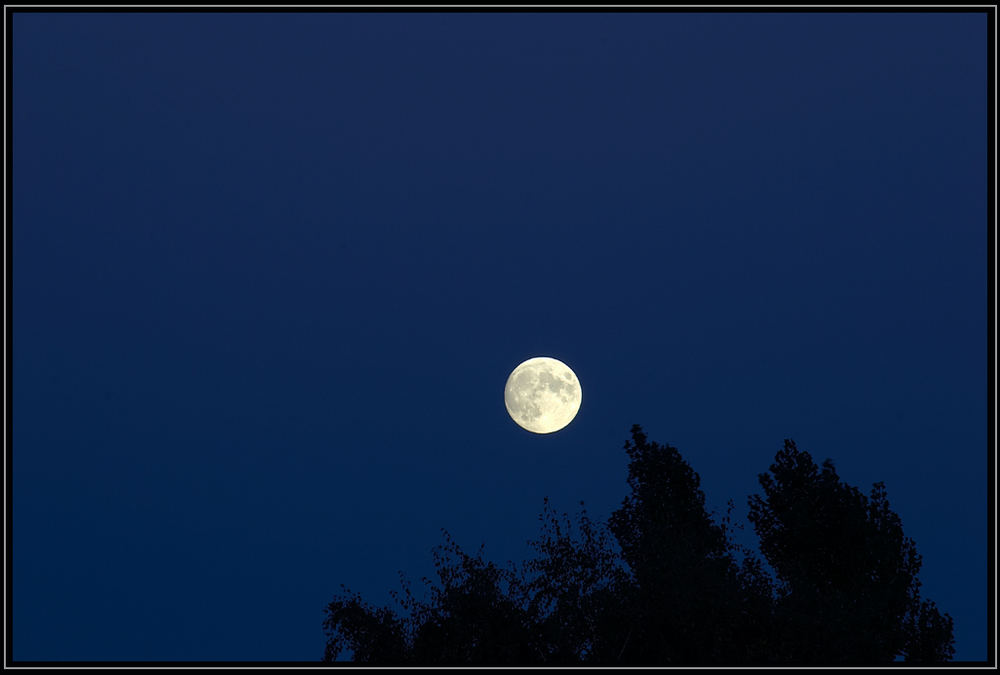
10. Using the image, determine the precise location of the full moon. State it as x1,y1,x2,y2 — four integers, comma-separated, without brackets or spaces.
504,356,582,434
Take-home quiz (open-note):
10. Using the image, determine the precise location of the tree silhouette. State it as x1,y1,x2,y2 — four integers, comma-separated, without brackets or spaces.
605,425,774,664
747,439,955,664
323,426,954,664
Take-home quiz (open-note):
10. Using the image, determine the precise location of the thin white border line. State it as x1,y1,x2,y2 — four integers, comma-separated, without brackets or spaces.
1,4,998,6
993,2,999,669
4,3,7,669
271,664,986,670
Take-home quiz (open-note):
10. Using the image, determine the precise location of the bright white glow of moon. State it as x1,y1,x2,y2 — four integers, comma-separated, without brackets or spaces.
504,356,582,434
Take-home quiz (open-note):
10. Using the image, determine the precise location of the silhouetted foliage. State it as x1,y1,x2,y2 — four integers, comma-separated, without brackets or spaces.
606,426,773,664
323,426,954,665
748,440,954,663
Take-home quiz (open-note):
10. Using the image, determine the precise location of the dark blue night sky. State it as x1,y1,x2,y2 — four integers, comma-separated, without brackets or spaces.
12,11,988,662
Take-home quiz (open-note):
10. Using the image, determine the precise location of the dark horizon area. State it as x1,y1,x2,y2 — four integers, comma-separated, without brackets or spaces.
11,10,990,663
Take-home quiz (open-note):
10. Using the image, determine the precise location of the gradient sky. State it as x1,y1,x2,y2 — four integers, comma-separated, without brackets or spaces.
12,11,988,662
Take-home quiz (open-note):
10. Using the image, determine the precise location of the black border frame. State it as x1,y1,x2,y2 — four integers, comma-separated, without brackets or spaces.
4,4,995,669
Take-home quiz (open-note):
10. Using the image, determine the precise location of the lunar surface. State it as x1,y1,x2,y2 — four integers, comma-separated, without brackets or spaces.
504,356,582,434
